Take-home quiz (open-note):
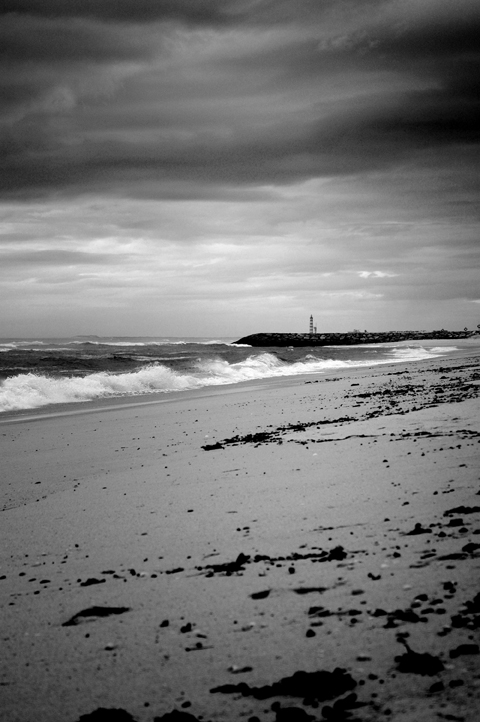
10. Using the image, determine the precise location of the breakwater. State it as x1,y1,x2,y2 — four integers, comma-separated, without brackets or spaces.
236,330,477,347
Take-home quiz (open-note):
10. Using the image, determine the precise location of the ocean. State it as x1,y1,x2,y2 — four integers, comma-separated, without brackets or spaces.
0,336,462,414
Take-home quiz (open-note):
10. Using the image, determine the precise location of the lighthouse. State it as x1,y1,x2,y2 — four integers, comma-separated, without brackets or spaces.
309,315,314,334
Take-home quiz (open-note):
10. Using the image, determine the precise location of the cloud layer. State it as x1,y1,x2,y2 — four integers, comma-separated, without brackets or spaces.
0,0,479,334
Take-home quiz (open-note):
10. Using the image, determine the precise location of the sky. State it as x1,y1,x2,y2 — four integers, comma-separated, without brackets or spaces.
1,0,479,337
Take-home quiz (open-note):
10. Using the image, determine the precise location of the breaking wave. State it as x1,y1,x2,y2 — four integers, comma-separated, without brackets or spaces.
0,364,199,412
0,346,458,413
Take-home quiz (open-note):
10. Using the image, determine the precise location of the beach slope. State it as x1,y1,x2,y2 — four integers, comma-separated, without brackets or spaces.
1,352,479,722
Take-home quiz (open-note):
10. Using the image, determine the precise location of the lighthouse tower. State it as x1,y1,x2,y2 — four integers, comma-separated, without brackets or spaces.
309,315,314,334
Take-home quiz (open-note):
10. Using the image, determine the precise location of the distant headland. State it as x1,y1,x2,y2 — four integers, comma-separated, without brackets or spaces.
235,329,478,347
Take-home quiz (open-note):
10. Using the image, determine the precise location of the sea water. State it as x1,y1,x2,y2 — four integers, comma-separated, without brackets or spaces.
0,336,460,413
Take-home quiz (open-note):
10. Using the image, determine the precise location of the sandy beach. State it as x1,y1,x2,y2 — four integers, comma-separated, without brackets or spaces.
1,350,479,722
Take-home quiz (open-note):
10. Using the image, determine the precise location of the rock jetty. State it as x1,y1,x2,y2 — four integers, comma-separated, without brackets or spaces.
235,330,478,347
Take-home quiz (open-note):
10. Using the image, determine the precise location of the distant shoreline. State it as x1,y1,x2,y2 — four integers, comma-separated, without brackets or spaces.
236,329,479,346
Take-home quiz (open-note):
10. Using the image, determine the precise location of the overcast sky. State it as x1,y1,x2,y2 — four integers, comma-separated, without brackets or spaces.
1,0,479,337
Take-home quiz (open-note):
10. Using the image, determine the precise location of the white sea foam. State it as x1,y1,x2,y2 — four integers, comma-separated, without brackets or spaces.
0,346,457,413
388,345,457,361
0,365,201,412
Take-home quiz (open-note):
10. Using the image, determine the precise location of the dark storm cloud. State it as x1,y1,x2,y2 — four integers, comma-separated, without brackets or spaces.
321,7,480,130
0,0,342,25
0,14,147,64
0,11,156,126
0,0,479,199
0,0,249,25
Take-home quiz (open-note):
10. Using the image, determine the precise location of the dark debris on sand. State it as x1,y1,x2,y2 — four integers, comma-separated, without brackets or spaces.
210,667,357,703
403,523,432,536
394,641,445,675
76,710,210,722
449,643,480,658
76,709,136,722
202,418,357,450
196,546,348,577
443,505,480,516
62,606,130,626
154,711,210,721
450,592,480,629
198,552,250,575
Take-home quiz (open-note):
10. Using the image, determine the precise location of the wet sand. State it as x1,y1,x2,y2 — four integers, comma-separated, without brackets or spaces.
1,351,479,722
